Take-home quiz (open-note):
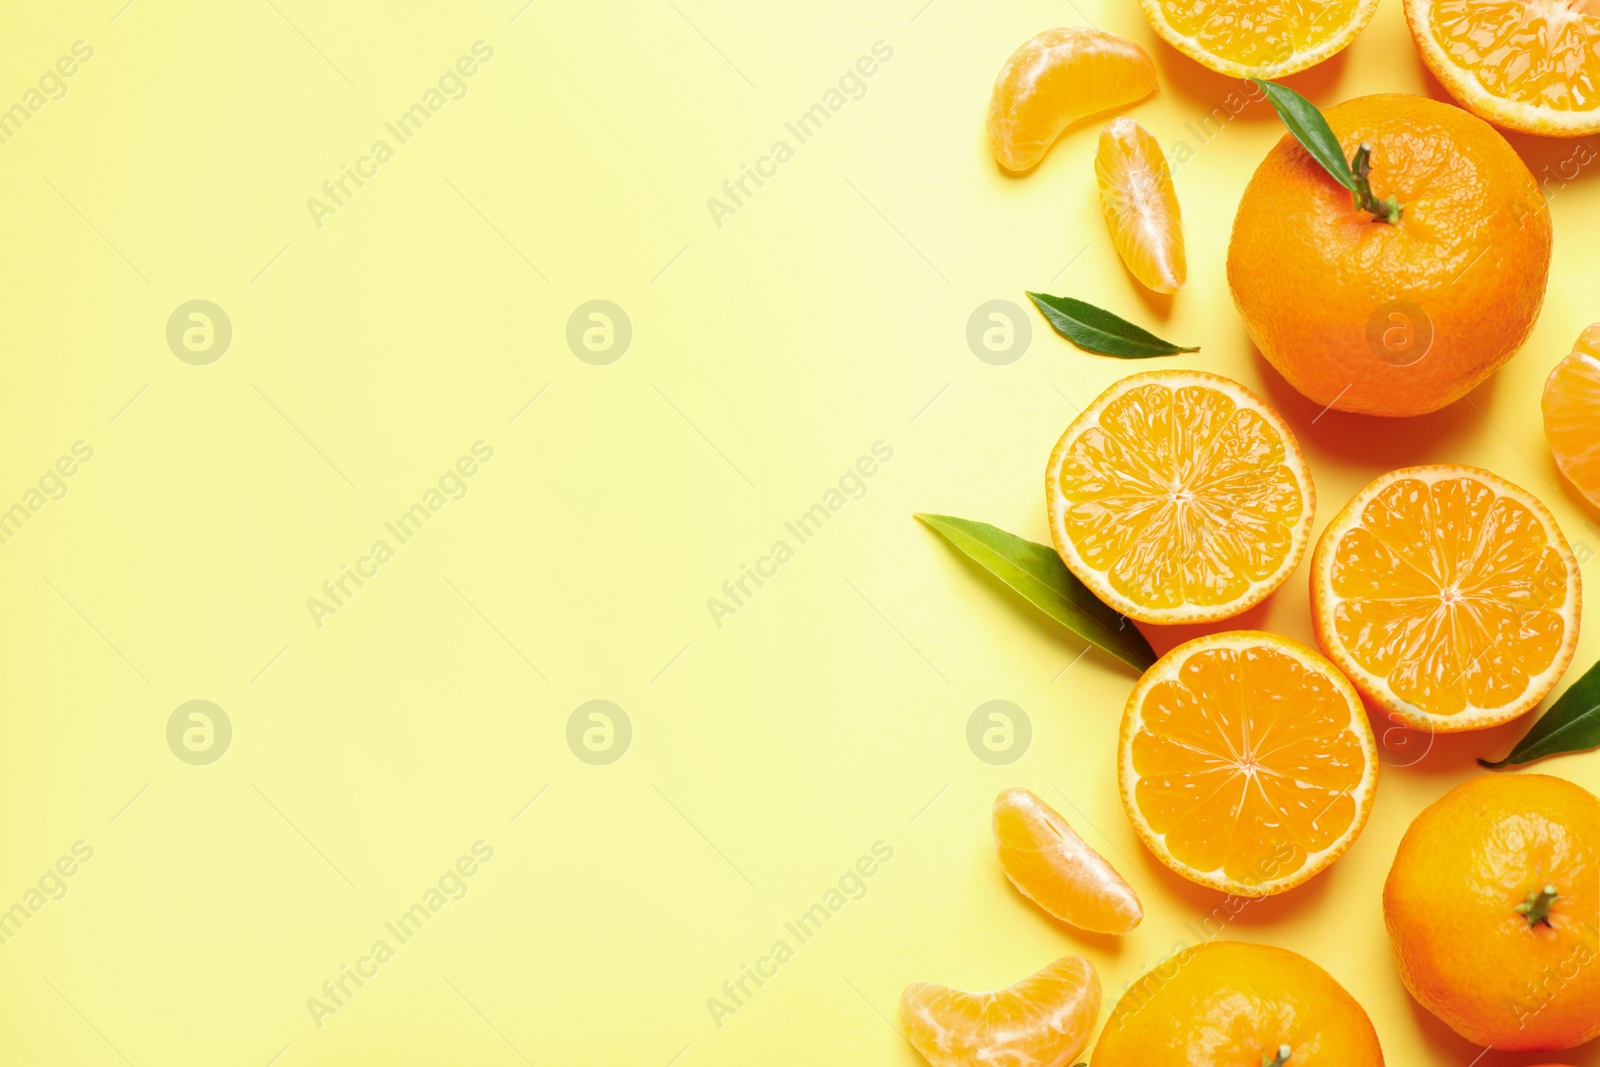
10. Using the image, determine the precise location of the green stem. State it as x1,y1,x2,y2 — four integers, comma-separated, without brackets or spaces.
1262,1045,1292,1067
1516,884,1559,928
1349,143,1401,223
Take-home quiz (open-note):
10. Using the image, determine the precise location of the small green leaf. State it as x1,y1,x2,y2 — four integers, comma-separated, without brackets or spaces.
915,513,1156,672
1481,657,1600,768
1025,292,1198,359
1250,78,1356,193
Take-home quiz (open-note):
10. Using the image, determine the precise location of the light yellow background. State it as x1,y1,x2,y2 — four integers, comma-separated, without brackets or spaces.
1,0,1598,1063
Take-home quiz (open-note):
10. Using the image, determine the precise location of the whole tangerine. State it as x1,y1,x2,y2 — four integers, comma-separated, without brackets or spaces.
1091,941,1383,1067
1384,774,1600,1051
1228,93,1550,417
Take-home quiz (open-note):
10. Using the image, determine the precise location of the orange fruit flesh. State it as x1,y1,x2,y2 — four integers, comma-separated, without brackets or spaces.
1095,118,1185,294
1140,0,1378,78
1122,633,1376,896
992,787,1142,934
1048,372,1313,623
901,956,1099,1067
1409,0,1600,133
1319,470,1576,726
1544,325,1600,508
1431,0,1600,105
987,28,1155,172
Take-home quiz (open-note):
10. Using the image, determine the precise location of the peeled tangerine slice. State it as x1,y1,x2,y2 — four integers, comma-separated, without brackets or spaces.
993,788,1142,934
1544,324,1600,509
987,28,1156,172
902,956,1100,1067
1095,118,1185,293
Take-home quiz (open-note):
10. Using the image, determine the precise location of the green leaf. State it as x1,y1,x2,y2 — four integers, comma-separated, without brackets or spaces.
1250,78,1356,193
915,513,1156,673
1025,292,1198,359
1481,657,1600,768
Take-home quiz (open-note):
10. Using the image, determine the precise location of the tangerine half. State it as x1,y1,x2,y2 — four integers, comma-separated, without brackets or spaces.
1119,631,1378,896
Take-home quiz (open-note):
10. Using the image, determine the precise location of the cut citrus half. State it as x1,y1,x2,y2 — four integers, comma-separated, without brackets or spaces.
1045,370,1315,625
1544,325,1600,509
1095,118,1185,294
1312,466,1582,732
1139,0,1379,78
1119,631,1378,897
901,956,1100,1067
1405,0,1600,135
987,28,1156,172
993,787,1143,934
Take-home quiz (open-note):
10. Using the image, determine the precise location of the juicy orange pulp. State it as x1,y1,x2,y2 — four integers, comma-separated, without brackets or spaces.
1544,324,1600,508
1095,118,1185,294
1312,466,1581,731
1120,632,1377,896
901,956,1099,1067
987,28,1156,172
1140,0,1380,78
1407,0,1600,134
1046,371,1315,624
992,787,1142,934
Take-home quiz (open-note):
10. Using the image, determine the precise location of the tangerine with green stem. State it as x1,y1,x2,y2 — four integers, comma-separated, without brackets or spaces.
1228,92,1550,417
1384,774,1600,1050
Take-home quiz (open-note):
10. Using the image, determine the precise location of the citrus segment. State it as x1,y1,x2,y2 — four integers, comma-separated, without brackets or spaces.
1046,370,1314,624
1543,325,1600,508
992,787,1142,934
1406,0,1600,135
901,956,1099,1067
1095,118,1185,294
1119,631,1378,896
987,28,1156,172
1384,774,1600,1050
1312,466,1582,732
1092,942,1385,1067
1139,0,1379,78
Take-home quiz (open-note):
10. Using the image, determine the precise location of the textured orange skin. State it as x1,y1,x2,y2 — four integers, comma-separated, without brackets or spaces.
1228,93,1551,417
1091,941,1384,1067
1384,775,1600,1051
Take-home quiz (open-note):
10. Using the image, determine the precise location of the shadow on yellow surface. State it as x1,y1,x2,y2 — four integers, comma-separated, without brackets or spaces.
1254,350,1495,467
